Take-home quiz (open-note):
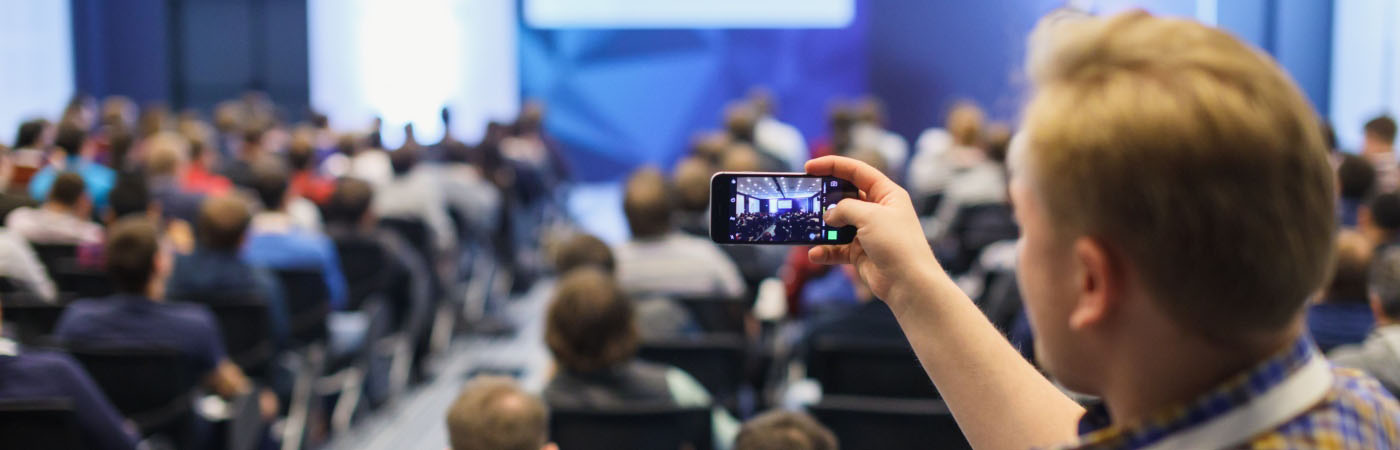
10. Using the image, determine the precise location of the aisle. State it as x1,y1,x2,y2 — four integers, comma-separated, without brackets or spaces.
327,281,556,450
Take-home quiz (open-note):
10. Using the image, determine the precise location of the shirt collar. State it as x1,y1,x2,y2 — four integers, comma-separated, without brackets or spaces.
1073,336,1317,450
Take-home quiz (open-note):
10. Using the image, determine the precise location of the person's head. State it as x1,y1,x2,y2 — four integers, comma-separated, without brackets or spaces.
1369,247,1400,325
13,119,50,149
673,156,714,214
1338,153,1376,202
691,131,731,165
105,217,167,296
106,173,154,224
982,123,1013,164
551,232,615,274
734,410,839,450
1364,115,1397,154
324,178,375,227
946,101,986,147
1011,11,1335,392
250,160,291,211
287,132,317,172
196,195,253,252
47,172,91,218
143,132,190,177
390,146,418,176
1325,230,1373,303
241,128,265,156
545,268,637,373
721,144,762,173
108,130,135,172
1362,192,1400,246
53,125,87,157
853,96,886,126
623,167,674,239
445,376,555,450
849,149,889,177
725,103,758,143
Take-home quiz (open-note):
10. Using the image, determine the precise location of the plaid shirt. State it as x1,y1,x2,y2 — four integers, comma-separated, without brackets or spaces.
1066,338,1400,449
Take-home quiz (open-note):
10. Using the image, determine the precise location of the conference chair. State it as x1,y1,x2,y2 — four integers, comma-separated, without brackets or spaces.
202,299,275,379
808,337,939,399
977,269,1024,334
639,334,747,412
29,243,78,274
0,276,21,293
52,268,114,299
810,395,971,450
66,345,201,446
0,398,84,450
273,269,331,347
937,203,1018,274
1,294,68,345
674,295,750,335
550,405,712,450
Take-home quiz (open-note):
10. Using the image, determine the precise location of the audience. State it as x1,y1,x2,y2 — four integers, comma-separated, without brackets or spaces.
0,298,139,449
909,101,987,201
143,131,206,223
1338,153,1378,228
54,217,255,405
1364,115,1399,192
446,376,556,450
288,130,335,205
671,156,713,237
613,168,744,299
552,232,697,340
0,147,39,221
542,268,737,444
1361,192,1400,250
792,266,905,363
375,145,456,253
849,97,909,174
749,88,809,172
166,194,290,346
28,125,116,212
323,177,430,331
242,161,347,310
1308,230,1375,352
8,119,52,191
734,410,838,450
6,172,103,245
180,133,233,196
1331,246,1400,397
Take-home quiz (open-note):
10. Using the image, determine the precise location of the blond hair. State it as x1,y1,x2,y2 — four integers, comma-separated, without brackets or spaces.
1019,10,1335,339
446,376,549,450
946,101,985,147
144,131,190,176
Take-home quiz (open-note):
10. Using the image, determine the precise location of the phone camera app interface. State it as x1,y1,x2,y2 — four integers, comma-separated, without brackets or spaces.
729,176,841,243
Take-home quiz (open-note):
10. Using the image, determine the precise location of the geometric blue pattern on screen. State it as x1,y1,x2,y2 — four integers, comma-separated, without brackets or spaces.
520,0,869,181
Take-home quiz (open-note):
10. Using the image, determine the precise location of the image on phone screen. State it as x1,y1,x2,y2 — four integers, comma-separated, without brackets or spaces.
710,172,858,245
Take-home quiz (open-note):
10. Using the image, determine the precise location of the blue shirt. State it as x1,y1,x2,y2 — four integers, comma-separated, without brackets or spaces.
1308,301,1374,353
28,159,117,211
54,294,227,377
0,341,138,450
242,219,348,310
167,248,290,346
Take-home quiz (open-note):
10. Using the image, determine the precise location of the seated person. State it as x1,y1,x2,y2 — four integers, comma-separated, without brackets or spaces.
791,265,908,365
1338,154,1377,228
0,227,56,300
241,161,347,311
28,125,115,212
1332,247,1400,396
613,168,744,300
1309,230,1376,352
6,172,102,245
552,232,698,340
142,132,206,223
0,301,138,450
671,156,714,238
373,145,455,253
180,137,233,196
323,178,429,326
53,217,258,407
287,132,334,205
734,410,838,450
542,268,737,445
166,194,290,346
446,375,556,450
1360,192,1400,250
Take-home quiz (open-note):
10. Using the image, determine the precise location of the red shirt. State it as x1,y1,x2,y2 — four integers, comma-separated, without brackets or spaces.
182,165,233,196
290,171,335,205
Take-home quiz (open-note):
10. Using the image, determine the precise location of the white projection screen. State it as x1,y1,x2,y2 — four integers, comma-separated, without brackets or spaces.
309,0,518,148
0,1,73,145
525,0,854,28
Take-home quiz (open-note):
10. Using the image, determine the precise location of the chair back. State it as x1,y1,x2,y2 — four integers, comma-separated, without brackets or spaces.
274,269,330,346
66,345,197,433
332,237,393,312
638,334,747,405
30,243,78,273
945,203,1018,273
674,295,749,335
0,276,21,293
52,269,113,298
550,406,712,450
201,299,274,376
810,396,970,450
810,337,938,399
379,217,432,263
1,295,68,345
0,398,84,450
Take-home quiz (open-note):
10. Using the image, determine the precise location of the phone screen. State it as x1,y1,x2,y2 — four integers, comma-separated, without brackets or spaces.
709,172,858,245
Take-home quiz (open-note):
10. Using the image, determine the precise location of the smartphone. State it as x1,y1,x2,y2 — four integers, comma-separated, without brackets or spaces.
710,172,859,245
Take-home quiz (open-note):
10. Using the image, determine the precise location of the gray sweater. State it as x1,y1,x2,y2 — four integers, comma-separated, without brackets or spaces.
1328,325,1400,397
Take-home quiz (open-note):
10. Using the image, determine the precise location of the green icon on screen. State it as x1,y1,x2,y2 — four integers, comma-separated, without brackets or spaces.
827,230,838,241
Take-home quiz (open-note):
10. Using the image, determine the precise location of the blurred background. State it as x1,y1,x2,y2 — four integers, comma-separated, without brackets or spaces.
0,1,1395,450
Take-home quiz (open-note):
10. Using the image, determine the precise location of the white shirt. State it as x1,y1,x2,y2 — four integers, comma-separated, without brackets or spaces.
0,228,57,301
349,151,393,188
755,116,809,172
614,232,745,299
374,168,456,252
852,123,909,174
4,207,103,245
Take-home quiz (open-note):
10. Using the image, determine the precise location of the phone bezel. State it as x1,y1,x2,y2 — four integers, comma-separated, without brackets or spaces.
709,171,857,245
